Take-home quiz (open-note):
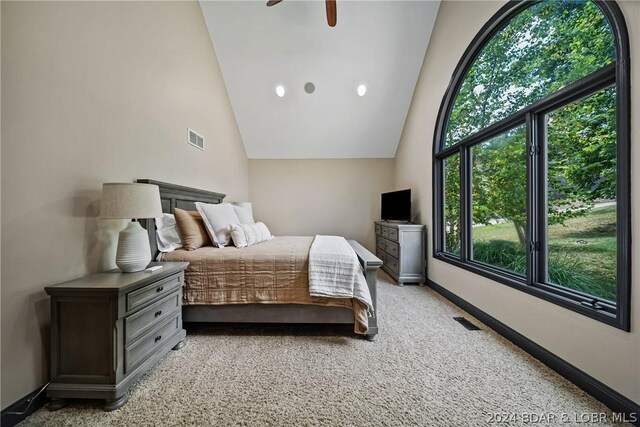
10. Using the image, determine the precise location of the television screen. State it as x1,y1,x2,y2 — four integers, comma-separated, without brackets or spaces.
381,189,411,221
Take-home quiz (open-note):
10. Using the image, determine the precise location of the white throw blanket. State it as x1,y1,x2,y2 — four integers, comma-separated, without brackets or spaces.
308,235,374,315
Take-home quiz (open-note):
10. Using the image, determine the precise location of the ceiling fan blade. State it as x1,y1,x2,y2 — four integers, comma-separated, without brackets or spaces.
266,0,283,6
325,0,337,27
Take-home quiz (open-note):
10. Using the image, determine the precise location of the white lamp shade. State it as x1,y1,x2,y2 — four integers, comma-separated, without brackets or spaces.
100,183,163,219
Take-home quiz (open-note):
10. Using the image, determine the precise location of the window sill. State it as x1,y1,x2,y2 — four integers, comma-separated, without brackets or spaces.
433,253,626,331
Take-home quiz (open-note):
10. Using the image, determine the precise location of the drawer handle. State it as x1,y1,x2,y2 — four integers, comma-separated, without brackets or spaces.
154,335,162,343
156,286,164,293
154,310,162,317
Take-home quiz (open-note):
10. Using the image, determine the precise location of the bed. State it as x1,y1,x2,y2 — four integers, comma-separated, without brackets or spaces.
137,179,382,340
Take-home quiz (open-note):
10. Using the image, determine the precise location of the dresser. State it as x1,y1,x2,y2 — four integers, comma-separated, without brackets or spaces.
375,221,426,286
45,262,188,411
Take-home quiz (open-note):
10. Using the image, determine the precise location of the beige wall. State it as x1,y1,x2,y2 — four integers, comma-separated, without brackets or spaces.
249,159,395,252
0,1,248,408
3,0,636,412
396,0,640,403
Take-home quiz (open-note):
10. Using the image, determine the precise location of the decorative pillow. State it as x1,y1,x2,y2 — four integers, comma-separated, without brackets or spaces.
232,202,255,224
195,202,241,247
173,208,211,250
155,214,182,252
229,222,274,248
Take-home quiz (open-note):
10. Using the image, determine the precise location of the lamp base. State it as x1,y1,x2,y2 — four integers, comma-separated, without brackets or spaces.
116,221,151,273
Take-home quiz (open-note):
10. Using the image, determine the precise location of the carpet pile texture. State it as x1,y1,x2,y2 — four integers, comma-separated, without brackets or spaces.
22,272,626,426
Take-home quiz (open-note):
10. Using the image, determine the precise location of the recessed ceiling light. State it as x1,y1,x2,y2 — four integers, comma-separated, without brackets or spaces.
357,84,367,97
275,86,285,97
304,82,315,94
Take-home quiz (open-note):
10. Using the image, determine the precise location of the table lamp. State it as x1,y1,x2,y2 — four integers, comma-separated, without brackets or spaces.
100,183,162,272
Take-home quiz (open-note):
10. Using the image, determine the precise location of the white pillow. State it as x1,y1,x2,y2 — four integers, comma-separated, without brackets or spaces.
232,202,255,224
195,202,240,247
155,214,182,252
229,222,274,248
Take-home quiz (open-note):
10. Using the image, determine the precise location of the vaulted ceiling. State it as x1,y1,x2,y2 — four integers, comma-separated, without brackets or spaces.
200,0,440,158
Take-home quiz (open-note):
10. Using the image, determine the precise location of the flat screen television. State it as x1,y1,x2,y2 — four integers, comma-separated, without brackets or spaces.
381,189,411,222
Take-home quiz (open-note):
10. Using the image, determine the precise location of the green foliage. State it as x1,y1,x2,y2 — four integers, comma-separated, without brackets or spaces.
445,0,615,145
473,240,526,274
471,126,527,241
547,251,608,299
473,239,613,300
547,86,617,224
472,205,617,301
442,0,617,260
444,154,461,254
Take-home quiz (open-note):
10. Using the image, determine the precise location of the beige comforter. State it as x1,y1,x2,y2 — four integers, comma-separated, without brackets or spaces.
160,236,368,333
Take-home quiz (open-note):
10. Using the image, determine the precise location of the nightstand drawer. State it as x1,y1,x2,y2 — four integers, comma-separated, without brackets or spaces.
126,273,181,312
386,240,399,258
388,228,399,241
386,254,399,274
125,291,180,345
125,314,181,374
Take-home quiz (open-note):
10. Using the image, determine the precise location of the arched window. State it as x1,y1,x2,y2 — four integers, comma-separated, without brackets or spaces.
433,0,630,329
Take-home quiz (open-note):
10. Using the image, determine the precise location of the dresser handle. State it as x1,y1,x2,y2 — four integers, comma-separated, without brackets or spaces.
154,310,162,317
156,286,164,293
155,335,162,343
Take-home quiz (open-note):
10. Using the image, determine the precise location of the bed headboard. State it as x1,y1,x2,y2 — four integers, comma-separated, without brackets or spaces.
136,179,226,259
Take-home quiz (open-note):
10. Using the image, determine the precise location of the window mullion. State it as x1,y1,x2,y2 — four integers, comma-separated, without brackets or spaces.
460,146,472,262
536,112,548,287
525,113,535,285
434,159,443,254
526,112,545,286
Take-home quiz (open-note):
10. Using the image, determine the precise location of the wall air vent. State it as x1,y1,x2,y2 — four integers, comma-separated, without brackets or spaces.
188,129,204,150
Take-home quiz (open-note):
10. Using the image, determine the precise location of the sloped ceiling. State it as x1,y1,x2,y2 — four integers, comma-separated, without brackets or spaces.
200,0,439,158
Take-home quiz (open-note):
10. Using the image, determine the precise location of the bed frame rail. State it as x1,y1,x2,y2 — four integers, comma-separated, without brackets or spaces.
348,240,382,338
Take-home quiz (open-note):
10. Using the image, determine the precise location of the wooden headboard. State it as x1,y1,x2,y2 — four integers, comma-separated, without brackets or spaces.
136,179,226,259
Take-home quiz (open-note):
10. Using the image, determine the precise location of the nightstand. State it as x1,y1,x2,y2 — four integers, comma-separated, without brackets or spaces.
45,262,188,411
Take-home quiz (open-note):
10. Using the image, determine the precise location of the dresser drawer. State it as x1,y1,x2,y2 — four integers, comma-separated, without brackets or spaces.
376,236,386,250
126,273,182,312
376,248,386,263
375,224,381,236
386,255,399,274
124,314,181,374
388,228,399,241
381,227,390,238
386,240,399,258
125,291,180,345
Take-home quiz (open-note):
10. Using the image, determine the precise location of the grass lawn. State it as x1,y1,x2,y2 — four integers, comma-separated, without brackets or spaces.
472,205,617,300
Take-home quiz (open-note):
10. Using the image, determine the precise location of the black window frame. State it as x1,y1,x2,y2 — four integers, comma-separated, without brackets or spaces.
432,0,631,330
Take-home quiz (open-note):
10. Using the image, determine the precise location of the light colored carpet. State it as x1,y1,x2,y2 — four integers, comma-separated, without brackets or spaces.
22,272,627,426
